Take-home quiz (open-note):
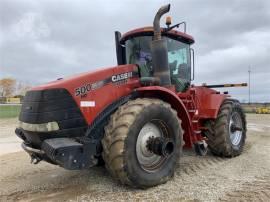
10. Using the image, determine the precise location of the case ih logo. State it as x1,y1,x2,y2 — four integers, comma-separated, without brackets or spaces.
112,72,133,83
75,72,133,96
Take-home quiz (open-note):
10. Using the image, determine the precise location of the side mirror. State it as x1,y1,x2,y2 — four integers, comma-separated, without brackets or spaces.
190,48,195,81
115,31,125,65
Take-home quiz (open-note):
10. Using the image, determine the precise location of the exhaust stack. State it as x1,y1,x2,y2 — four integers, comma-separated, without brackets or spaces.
151,4,171,86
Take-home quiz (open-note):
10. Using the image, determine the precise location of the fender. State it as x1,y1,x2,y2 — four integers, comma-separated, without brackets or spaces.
193,86,228,119
84,93,138,155
135,86,193,147
85,93,138,137
206,94,227,118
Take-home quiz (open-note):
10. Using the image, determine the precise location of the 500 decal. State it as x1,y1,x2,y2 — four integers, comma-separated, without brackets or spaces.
75,71,135,97
75,80,105,96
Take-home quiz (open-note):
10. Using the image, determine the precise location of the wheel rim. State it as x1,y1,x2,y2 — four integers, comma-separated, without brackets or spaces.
229,112,243,146
136,121,168,172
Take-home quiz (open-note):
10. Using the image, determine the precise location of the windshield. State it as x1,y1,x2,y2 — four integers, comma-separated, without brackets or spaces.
125,36,191,91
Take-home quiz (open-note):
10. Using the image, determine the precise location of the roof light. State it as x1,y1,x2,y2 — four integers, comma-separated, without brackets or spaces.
166,16,172,28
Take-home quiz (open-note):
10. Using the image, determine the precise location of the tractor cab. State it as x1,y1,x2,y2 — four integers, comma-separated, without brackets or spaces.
115,25,195,92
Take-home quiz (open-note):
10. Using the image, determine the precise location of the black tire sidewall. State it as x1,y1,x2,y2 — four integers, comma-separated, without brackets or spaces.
226,102,246,153
124,104,181,188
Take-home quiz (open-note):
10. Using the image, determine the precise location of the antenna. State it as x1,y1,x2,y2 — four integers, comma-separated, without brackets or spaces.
248,66,251,104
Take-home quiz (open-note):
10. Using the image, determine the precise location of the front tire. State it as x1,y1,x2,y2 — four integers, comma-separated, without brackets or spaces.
204,99,246,157
102,98,182,188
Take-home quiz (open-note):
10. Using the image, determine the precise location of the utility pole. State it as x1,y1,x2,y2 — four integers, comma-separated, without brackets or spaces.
248,67,251,104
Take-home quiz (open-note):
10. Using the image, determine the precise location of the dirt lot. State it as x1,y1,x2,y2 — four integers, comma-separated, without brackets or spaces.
0,114,269,201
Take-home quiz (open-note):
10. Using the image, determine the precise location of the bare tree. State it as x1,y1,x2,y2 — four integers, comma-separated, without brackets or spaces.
0,78,16,97
16,81,32,96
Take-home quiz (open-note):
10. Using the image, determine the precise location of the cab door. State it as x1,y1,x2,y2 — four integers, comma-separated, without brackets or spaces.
166,38,191,92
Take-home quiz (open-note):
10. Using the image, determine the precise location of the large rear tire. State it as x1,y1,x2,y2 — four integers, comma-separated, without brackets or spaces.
101,98,183,188
204,99,246,157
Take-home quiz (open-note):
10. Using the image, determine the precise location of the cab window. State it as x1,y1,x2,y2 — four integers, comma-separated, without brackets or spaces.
125,36,153,77
125,36,191,91
167,38,191,81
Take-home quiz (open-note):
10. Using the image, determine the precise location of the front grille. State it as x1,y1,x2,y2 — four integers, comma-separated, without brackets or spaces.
20,88,86,129
18,88,87,147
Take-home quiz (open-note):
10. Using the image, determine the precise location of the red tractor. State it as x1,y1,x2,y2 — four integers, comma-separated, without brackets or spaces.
16,4,247,188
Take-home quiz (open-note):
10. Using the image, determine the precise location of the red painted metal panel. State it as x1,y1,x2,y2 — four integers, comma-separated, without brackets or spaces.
187,86,228,119
32,64,141,124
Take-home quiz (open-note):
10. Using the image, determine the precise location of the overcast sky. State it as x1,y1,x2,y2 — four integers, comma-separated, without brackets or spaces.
0,0,269,102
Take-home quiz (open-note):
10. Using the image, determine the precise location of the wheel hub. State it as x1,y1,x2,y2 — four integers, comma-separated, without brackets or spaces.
136,122,168,172
229,112,243,146
146,136,174,156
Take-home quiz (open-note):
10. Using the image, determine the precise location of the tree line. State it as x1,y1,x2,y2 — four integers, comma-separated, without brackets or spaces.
0,78,31,97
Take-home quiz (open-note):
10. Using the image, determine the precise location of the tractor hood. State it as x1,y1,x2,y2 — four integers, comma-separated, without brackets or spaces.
31,64,139,93
20,64,140,129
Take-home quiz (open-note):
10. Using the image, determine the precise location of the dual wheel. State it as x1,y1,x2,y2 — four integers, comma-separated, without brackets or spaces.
101,98,246,188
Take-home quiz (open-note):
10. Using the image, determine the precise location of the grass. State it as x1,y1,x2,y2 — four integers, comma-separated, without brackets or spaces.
0,105,21,118
0,103,261,119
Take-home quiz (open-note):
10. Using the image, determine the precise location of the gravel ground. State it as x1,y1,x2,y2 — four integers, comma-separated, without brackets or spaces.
0,118,22,156
0,114,269,202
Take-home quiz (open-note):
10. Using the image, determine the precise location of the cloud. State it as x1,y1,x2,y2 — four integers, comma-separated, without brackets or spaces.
10,12,51,39
0,0,269,102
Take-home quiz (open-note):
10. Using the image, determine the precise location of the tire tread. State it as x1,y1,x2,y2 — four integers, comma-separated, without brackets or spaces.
204,99,246,157
102,98,182,187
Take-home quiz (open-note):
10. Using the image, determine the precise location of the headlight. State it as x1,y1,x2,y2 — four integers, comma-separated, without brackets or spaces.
18,121,59,132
